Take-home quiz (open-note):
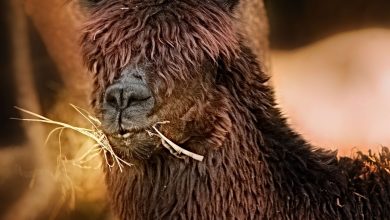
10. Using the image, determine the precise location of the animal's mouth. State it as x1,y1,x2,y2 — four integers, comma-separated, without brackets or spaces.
106,126,152,145
104,121,167,154
105,129,159,160
104,121,205,162
113,126,145,139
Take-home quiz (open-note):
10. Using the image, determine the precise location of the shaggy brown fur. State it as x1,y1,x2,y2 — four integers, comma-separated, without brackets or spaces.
80,0,390,219
82,0,238,106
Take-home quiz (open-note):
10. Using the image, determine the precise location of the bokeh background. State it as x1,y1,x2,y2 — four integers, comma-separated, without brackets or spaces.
1,0,390,219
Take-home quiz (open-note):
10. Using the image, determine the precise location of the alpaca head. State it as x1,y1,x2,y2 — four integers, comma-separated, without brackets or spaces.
81,0,246,161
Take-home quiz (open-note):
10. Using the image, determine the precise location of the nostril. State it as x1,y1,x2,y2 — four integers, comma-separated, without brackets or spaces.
122,87,152,107
104,86,124,109
127,96,152,107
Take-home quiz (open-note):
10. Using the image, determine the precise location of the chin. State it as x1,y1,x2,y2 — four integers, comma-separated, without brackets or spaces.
107,131,161,161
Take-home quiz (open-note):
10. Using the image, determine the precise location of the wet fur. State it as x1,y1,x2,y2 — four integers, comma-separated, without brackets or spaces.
81,1,390,219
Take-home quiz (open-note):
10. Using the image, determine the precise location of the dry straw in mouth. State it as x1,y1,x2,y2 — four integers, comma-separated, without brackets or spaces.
14,105,204,172
147,121,204,162
14,105,132,172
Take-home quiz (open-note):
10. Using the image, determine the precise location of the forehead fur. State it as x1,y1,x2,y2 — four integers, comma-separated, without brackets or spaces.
81,0,239,88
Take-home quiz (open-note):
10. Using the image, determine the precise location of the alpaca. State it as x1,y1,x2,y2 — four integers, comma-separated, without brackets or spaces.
80,0,390,219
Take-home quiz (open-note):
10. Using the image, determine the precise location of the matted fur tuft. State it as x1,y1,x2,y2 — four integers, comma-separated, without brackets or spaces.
81,0,239,105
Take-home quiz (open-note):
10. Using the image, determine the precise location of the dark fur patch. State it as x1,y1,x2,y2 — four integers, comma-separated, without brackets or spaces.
81,0,238,106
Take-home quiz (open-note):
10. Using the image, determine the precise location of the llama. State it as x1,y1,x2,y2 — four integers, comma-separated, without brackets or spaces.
80,0,390,219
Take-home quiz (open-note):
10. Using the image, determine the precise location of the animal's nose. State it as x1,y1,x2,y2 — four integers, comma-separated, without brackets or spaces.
100,68,155,133
104,83,151,110
102,68,154,116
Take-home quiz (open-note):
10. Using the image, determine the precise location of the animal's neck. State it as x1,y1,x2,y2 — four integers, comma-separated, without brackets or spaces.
105,47,348,219
105,125,268,219
215,47,350,218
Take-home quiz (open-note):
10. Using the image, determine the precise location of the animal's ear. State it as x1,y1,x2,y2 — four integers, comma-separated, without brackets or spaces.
215,0,240,11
